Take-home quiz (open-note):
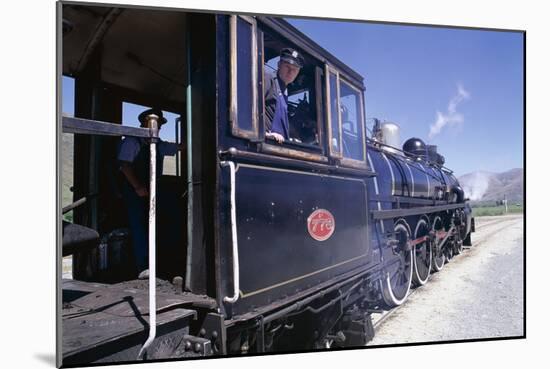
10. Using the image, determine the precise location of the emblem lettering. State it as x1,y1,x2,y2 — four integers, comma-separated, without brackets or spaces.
307,209,336,241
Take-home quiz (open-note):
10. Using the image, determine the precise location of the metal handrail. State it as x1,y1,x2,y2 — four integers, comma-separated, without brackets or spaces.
366,137,454,174
220,161,240,304
62,193,98,214
62,116,156,138
137,115,160,359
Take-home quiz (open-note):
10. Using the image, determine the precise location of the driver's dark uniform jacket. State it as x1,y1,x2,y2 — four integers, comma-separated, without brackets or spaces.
117,136,178,272
264,70,290,140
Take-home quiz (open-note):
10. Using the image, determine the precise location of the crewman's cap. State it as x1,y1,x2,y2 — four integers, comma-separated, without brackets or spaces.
280,48,304,68
138,108,168,126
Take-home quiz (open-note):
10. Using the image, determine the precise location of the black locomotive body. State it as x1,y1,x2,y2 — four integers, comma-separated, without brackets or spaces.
60,4,473,365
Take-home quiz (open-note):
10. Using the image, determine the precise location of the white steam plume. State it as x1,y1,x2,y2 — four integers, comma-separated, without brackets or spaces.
462,172,490,201
429,84,470,139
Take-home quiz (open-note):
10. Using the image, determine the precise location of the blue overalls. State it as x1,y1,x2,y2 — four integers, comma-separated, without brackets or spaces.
119,137,179,273
270,76,290,140
119,138,160,272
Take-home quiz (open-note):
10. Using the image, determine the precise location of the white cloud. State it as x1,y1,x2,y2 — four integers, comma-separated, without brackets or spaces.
428,84,470,139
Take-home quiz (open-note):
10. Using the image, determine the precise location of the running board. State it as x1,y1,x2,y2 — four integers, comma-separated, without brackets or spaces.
371,203,466,220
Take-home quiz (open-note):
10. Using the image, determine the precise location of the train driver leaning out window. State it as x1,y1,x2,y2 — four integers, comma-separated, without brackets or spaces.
264,47,305,144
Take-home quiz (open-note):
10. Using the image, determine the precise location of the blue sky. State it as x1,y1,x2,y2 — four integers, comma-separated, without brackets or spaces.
62,17,523,176
287,18,524,176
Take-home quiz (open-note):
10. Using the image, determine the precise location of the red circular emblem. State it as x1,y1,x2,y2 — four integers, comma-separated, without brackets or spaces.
307,209,335,241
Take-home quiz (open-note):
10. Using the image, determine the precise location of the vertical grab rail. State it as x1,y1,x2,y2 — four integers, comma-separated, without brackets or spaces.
138,115,159,360
220,161,240,304
184,28,194,291
175,117,181,177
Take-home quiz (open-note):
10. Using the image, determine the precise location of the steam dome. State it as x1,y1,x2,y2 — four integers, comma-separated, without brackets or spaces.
403,137,426,158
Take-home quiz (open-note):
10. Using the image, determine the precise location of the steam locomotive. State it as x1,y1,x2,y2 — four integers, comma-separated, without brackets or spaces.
366,120,473,308
60,5,474,365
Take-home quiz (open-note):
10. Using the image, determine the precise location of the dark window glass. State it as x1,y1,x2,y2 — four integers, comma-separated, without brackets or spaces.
339,80,364,161
236,17,253,131
288,86,319,146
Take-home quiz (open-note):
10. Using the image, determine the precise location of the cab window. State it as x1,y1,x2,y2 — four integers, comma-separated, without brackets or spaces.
325,66,367,167
262,33,320,148
339,80,365,162
229,15,259,139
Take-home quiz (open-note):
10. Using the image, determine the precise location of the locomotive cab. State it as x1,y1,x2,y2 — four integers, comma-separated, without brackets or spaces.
60,6,221,364
62,6,217,291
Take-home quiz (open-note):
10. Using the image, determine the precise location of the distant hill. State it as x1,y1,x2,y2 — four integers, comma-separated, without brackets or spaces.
62,133,74,207
458,168,523,203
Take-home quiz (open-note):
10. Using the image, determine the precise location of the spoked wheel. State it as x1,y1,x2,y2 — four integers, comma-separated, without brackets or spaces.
381,219,413,308
431,216,446,272
412,217,431,286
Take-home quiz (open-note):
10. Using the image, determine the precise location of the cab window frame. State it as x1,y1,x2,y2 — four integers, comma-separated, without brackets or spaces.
338,77,367,168
325,65,343,159
325,64,368,169
229,15,259,140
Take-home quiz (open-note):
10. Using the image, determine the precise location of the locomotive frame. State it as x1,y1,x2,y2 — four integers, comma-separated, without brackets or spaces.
58,2,474,366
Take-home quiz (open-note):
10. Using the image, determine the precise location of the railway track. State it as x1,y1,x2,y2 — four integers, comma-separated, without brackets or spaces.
371,289,418,330
370,215,522,335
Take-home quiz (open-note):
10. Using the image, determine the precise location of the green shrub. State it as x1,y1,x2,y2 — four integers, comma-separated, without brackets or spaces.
472,205,523,217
